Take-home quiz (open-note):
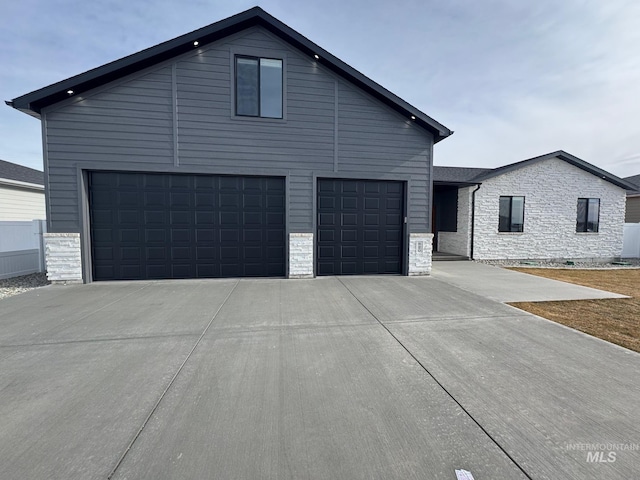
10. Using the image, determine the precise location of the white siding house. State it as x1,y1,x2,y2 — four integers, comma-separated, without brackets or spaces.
0,160,45,221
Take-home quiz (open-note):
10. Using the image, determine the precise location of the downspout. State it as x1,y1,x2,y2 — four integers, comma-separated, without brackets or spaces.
469,183,481,260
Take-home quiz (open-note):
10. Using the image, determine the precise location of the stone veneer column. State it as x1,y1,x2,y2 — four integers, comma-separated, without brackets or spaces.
408,233,433,275
289,233,314,278
43,233,83,283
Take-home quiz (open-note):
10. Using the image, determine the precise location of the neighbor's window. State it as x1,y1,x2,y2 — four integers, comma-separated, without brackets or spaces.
498,196,525,232
235,56,282,118
576,198,600,232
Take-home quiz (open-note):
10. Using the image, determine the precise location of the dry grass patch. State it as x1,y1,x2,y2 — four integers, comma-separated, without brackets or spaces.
507,268,640,353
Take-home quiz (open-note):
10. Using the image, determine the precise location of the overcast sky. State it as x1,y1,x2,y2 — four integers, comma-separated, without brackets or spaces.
1,0,639,177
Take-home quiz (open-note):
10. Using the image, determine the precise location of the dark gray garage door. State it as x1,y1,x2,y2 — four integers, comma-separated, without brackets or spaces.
317,178,404,275
89,172,285,280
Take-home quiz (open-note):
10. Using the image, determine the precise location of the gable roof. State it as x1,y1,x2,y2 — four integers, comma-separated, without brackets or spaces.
474,151,635,190
624,174,640,195
433,150,637,190
6,7,452,143
434,151,636,190
0,159,44,186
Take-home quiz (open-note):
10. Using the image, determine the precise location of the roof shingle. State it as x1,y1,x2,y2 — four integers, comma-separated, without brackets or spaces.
0,159,44,185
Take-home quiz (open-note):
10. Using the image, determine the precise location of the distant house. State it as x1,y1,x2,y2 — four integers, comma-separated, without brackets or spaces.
433,151,636,261
623,174,640,223
0,159,46,221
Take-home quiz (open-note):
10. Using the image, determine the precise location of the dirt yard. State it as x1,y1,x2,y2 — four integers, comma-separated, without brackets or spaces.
508,268,640,353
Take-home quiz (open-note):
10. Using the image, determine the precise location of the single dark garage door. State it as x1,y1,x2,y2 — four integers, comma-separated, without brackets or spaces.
89,172,285,280
317,178,404,275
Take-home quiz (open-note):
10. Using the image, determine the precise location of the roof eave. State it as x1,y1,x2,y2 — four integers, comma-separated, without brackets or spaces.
433,180,481,187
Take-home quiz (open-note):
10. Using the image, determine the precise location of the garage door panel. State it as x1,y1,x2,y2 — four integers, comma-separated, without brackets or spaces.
341,246,357,258
219,177,240,190
220,229,239,242
171,229,191,242
243,212,261,225
267,195,284,208
145,229,165,242
319,213,335,226
120,229,138,242
364,230,379,242
146,247,166,260
364,198,379,209
342,197,357,209
195,193,215,207
195,211,215,225
118,211,139,224
317,178,404,276
93,229,113,242
89,172,285,280
364,214,379,226
195,229,214,242
144,211,165,224
93,247,113,261
194,176,215,189
220,194,240,208
342,214,357,226
169,176,190,189
341,230,357,242
220,212,239,225
267,229,284,243
121,265,141,279
267,213,285,225
196,247,216,260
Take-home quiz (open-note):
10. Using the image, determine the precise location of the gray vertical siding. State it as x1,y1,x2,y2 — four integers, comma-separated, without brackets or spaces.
42,26,434,235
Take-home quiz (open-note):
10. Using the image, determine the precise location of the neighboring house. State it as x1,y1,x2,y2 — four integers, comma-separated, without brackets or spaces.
433,151,636,261
7,7,452,283
0,159,45,221
623,174,640,223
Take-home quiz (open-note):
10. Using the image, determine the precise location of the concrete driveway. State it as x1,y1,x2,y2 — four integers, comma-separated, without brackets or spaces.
1,274,638,479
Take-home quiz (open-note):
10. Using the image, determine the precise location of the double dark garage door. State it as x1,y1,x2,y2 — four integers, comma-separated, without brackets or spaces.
89,172,405,280
89,172,286,280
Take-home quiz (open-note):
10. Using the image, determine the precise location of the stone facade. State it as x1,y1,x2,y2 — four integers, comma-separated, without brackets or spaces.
468,158,626,260
289,233,314,278
43,233,83,283
408,233,433,275
438,187,472,257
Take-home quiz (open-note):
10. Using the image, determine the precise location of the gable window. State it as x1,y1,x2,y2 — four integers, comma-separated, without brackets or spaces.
576,198,600,232
235,56,282,118
498,196,525,232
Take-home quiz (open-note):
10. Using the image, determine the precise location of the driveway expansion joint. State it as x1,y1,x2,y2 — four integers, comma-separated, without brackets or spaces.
106,279,240,479
336,277,535,480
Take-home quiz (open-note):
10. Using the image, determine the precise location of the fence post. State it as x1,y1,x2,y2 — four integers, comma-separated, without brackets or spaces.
34,219,46,273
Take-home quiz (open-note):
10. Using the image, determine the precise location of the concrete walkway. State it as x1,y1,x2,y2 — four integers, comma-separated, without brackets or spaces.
0,275,638,479
431,261,627,302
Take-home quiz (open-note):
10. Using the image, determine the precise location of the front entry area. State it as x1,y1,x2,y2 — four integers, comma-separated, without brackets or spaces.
316,178,405,275
88,171,286,280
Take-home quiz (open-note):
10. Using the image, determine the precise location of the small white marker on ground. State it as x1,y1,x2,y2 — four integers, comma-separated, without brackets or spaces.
455,469,475,480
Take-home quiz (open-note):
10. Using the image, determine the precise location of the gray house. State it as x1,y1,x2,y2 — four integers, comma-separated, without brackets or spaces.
8,7,451,283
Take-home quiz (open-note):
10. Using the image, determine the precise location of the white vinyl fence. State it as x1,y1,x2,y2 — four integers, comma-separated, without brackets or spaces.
0,220,47,279
622,223,640,258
